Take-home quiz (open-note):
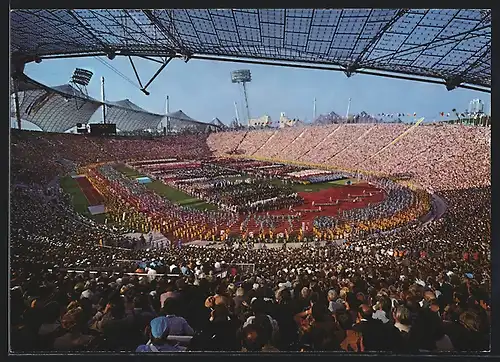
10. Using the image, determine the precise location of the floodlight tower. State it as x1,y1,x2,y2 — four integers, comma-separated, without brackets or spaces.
313,98,317,121
69,68,93,111
231,70,252,126
234,101,241,127
69,68,93,97
346,98,352,120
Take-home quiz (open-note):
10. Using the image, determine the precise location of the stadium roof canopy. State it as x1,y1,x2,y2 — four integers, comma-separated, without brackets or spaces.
10,75,219,133
166,110,220,133
10,9,491,92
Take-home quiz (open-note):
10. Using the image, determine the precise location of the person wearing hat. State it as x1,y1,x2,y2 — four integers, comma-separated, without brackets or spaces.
243,298,279,343
135,317,185,352
233,287,248,318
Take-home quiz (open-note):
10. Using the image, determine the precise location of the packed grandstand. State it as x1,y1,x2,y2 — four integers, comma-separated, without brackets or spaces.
10,8,491,355
10,122,491,353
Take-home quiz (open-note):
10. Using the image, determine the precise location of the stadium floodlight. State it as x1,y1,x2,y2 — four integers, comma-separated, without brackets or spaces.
231,69,251,83
231,70,252,126
71,68,94,87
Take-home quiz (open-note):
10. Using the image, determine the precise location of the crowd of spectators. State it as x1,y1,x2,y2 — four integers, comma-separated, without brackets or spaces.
331,124,410,169
207,124,490,192
341,178,413,221
10,125,491,353
11,187,491,352
11,130,212,187
261,128,304,159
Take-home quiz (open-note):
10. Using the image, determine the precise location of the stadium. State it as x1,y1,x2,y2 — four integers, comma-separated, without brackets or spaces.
10,9,491,353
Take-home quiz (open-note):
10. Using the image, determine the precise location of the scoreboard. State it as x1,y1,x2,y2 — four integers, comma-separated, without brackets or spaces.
90,123,117,135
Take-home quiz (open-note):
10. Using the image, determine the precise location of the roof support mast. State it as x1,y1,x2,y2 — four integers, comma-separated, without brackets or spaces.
126,9,194,96
12,77,22,130
101,77,106,124
166,95,171,134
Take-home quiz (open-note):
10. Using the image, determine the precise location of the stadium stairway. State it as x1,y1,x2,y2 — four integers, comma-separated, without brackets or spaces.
327,125,376,163
252,130,278,156
279,129,307,155
300,125,341,161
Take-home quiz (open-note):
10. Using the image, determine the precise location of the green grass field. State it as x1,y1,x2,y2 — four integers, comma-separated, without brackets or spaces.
114,164,218,211
291,178,357,193
113,163,357,208
59,176,107,223
230,175,356,193
114,164,145,178
146,180,192,202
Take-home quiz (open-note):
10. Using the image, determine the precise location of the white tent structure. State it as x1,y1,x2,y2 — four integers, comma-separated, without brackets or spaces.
11,75,220,133
164,110,220,133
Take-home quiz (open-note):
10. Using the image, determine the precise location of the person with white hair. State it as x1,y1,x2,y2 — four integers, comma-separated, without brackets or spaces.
147,266,157,281
233,287,247,317
327,290,344,313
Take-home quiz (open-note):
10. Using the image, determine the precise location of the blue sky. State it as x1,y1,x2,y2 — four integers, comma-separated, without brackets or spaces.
21,55,490,127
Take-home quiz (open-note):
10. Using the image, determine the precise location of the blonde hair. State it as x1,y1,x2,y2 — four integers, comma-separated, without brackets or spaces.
339,287,349,300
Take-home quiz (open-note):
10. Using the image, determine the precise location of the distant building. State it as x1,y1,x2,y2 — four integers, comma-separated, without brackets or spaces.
249,114,272,127
278,112,298,128
468,99,485,114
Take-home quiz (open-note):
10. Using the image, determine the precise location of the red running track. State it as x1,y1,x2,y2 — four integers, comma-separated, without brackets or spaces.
229,182,385,235
75,177,105,206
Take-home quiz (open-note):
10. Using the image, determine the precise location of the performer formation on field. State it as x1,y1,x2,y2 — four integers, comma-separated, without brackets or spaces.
76,158,432,244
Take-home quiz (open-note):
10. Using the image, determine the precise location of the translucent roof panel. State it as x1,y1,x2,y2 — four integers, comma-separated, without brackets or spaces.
105,105,164,132
10,9,491,89
11,76,220,133
11,85,101,133
11,76,164,132
167,117,219,133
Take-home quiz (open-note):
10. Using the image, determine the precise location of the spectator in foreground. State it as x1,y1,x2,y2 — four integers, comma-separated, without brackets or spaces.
241,316,279,352
136,317,185,352
53,307,97,351
190,304,240,351
160,298,194,336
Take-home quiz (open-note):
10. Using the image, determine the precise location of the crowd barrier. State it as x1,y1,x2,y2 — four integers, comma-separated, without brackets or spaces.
46,268,181,278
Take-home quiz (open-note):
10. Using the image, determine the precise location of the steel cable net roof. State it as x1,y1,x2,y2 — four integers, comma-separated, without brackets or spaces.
10,9,491,89
11,80,102,133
